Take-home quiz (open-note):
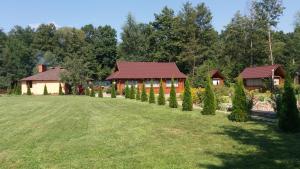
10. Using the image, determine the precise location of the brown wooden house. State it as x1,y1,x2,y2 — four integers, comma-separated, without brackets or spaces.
106,61,187,94
210,69,224,86
239,64,285,90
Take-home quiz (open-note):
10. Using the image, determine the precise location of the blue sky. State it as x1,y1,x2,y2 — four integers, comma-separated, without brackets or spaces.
1,0,299,39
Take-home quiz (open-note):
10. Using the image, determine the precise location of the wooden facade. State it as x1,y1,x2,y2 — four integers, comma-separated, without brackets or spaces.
210,70,224,86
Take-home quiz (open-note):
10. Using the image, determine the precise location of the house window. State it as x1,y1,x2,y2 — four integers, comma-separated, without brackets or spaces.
127,80,138,87
166,79,178,87
145,80,159,88
212,79,220,85
273,78,280,86
26,81,32,88
245,79,263,86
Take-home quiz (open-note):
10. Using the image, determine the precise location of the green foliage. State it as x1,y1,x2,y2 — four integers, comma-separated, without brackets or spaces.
202,75,216,115
157,79,166,105
149,80,155,104
125,81,130,99
43,85,48,95
111,83,116,98
182,79,193,111
13,84,21,95
98,87,103,98
59,83,63,95
169,78,178,108
228,78,249,122
26,85,31,95
85,87,90,96
90,85,95,97
278,75,300,133
141,82,148,102
136,86,141,100
130,85,135,99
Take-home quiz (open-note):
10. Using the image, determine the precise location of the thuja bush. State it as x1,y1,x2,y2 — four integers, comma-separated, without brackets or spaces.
111,83,116,98
125,81,130,99
90,85,95,97
43,85,48,95
169,79,178,108
98,87,103,98
141,82,148,102
202,75,216,115
182,79,193,111
149,80,155,104
130,85,135,99
59,83,63,95
136,86,141,100
157,79,165,105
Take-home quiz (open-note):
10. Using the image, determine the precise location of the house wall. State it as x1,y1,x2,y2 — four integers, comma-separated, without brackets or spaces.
21,81,65,95
115,78,185,95
244,77,284,90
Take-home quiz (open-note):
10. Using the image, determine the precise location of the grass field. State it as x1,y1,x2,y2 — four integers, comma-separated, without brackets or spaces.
0,96,299,169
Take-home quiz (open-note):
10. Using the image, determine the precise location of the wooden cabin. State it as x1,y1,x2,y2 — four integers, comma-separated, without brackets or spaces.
210,69,224,86
106,61,187,94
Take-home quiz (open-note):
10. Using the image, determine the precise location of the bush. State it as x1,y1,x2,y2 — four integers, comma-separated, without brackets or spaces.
202,75,216,115
228,77,249,122
149,80,155,104
14,84,21,95
90,85,95,97
85,87,90,96
136,86,141,100
43,85,48,95
169,78,178,108
59,83,63,95
157,79,165,105
182,79,193,111
98,87,103,98
278,75,300,133
26,85,31,95
111,83,116,98
141,82,148,102
130,85,135,99
125,81,130,99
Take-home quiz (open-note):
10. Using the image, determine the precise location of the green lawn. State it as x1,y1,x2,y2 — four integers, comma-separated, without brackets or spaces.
0,96,299,169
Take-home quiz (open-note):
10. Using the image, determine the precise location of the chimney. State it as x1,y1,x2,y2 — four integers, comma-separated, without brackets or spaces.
38,64,47,73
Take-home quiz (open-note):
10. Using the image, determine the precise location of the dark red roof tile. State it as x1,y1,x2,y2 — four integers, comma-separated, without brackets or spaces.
21,67,65,81
240,65,282,79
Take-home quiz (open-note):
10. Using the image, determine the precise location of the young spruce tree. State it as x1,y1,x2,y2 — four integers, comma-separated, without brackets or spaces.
228,77,249,122
43,85,48,95
59,83,63,95
125,81,130,99
98,87,103,98
149,80,155,104
169,78,178,108
111,82,116,98
182,79,193,111
202,74,216,115
136,86,141,100
130,84,135,99
141,82,148,102
157,79,165,105
278,75,300,133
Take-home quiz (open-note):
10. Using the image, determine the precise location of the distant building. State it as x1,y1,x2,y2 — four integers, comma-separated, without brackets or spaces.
210,69,224,86
106,61,187,94
21,65,69,95
239,64,285,90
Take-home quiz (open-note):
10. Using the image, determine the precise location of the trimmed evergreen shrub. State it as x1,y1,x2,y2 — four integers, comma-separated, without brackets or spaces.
43,85,48,95
130,85,135,99
14,84,21,95
136,86,141,100
59,83,63,95
90,85,95,97
85,87,90,96
125,81,130,99
149,80,155,104
111,82,116,98
278,75,300,133
27,85,31,95
182,79,193,111
169,78,178,108
98,87,103,98
141,82,148,102
157,79,165,105
202,74,216,115
228,77,249,122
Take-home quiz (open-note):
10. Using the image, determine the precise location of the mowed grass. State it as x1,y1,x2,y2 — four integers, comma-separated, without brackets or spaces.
0,96,299,169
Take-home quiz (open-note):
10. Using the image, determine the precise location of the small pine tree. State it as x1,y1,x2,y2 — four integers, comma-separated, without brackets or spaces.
278,75,300,133
141,82,148,102
149,80,155,104
98,87,103,98
43,85,48,95
157,79,166,105
202,74,216,115
169,78,178,108
130,85,135,99
228,77,249,122
27,85,31,95
85,87,90,96
90,85,95,97
182,79,193,111
136,86,141,100
59,83,63,95
111,82,116,98
125,81,130,99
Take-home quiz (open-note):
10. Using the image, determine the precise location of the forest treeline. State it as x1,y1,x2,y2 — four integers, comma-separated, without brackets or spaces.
0,0,299,88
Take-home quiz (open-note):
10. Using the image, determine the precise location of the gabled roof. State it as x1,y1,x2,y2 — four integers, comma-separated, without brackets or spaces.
240,64,284,79
106,61,187,80
21,67,65,81
210,69,224,79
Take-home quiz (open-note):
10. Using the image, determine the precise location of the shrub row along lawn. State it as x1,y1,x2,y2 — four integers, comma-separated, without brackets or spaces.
0,96,300,169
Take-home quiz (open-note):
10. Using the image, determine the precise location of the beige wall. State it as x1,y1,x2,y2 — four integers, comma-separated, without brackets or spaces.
21,81,65,95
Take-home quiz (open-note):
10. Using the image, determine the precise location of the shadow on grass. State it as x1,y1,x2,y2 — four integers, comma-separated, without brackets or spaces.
198,121,300,169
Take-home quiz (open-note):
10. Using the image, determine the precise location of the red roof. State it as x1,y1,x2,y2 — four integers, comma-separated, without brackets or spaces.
210,69,224,79
106,61,187,80
240,64,283,79
21,67,65,81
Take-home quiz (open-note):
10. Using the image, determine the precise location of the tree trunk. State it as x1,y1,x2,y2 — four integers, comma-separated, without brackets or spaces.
268,29,274,65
